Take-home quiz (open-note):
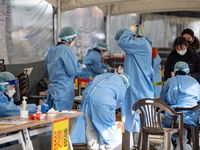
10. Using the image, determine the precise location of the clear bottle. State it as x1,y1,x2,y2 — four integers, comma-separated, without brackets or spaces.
20,96,28,119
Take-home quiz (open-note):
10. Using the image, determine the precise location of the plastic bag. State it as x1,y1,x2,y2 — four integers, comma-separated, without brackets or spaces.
156,140,173,150
175,129,192,150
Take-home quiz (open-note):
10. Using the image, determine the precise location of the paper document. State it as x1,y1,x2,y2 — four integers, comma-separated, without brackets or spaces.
0,119,20,125
56,111,77,114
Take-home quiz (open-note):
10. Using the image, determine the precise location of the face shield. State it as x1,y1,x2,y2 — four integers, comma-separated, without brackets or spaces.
0,78,20,101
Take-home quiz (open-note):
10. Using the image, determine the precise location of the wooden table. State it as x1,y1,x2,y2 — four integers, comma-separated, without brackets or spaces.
0,112,83,150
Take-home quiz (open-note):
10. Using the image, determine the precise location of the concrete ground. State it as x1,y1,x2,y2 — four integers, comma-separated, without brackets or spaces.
73,135,163,150
73,135,199,150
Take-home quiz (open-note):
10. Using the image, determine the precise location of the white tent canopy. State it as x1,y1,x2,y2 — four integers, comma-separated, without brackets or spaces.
45,0,200,15
45,0,200,53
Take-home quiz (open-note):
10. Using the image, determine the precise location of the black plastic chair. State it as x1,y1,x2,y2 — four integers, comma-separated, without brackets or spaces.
133,98,184,150
0,59,6,72
174,104,200,150
15,69,30,105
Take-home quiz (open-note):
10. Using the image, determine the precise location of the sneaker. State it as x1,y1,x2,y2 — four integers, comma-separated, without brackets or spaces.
131,146,137,150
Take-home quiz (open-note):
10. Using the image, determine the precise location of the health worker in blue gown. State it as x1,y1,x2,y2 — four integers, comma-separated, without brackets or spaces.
78,42,110,79
0,72,36,118
45,26,85,111
160,61,200,129
71,73,130,150
152,47,162,97
116,26,154,144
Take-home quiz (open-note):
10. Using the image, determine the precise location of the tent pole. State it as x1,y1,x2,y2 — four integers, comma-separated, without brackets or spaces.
106,5,111,56
57,0,61,42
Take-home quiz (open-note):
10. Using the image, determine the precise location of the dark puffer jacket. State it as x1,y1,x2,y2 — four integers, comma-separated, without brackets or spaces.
164,48,200,83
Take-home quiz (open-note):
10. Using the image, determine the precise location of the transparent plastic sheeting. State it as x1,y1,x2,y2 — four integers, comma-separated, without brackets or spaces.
109,13,200,55
109,14,140,56
141,13,200,50
3,0,200,64
61,7,105,60
0,5,8,64
2,0,53,64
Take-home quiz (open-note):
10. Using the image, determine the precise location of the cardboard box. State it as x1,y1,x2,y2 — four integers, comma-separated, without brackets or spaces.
39,91,47,96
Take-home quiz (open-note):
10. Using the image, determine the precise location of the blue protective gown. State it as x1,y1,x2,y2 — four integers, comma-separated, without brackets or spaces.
45,43,82,110
78,49,109,79
118,29,154,132
0,91,36,118
71,73,127,146
160,75,200,128
152,54,162,97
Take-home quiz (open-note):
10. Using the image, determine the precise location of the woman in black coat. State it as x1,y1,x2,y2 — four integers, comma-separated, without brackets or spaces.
181,28,200,54
164,36,200,83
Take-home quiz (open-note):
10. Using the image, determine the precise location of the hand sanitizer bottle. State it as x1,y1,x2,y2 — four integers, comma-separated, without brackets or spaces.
20,96,28,119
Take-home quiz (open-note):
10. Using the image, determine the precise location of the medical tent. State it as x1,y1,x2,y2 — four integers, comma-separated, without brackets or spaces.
45,0,200,15
44,0,200,54
0,0,200,96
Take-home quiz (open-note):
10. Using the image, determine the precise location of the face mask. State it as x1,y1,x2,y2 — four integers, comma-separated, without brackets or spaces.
5,88,16,99
176,49,187,56
69,41,75,48
102,52,107,57
187,40,193,46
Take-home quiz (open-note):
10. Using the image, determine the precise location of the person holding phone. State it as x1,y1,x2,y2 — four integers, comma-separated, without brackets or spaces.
117,25,154,149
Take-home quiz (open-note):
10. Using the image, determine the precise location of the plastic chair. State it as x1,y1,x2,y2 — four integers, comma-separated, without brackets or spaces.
174,104,200,150
15,69,30,105
132,98,184,150
0,59,6,72
17,69,30,97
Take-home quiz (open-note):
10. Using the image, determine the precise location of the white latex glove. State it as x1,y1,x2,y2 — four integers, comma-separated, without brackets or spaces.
129,24,138,33
82,64,86,69
104,69,107,73
47,108,57,114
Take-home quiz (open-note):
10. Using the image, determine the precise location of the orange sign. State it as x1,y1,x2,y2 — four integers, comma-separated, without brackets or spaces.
52,117,69,150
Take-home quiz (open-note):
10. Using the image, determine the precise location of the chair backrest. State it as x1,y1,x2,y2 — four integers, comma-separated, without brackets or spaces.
132,98,179,131
17,70,30,97
5,60,48,96
14,69,30,105
174,103,200,125
0,59,6,72
175,103,200,111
